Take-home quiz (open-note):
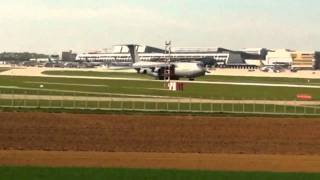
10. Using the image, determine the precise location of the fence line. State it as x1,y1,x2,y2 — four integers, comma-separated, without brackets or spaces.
1,89,320,115
1,95,320,116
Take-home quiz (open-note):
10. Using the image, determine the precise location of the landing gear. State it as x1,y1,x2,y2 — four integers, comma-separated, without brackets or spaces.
156,76,179,80
155,76,164,80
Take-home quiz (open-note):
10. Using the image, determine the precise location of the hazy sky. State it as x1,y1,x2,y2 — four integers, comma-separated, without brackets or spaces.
0,0,319,54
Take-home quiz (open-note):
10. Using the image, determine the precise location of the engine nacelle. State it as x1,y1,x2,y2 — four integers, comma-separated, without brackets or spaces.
154,67,161,72
135,68,157,77
138,68,149,74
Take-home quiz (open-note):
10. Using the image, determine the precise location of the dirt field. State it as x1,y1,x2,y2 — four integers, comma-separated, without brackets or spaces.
1,112,320,172
2,151,320,172
1,112,320,154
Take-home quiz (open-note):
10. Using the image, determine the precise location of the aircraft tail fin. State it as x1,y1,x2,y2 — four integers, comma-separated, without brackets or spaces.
127,44,141,63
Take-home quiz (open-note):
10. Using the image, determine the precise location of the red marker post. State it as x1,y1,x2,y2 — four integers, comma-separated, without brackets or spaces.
296,94,313,100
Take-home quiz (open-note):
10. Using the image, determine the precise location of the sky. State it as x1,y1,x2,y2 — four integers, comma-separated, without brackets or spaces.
0,0,319,54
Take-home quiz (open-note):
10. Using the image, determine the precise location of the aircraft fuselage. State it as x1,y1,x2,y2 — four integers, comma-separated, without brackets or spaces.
133,61,206,80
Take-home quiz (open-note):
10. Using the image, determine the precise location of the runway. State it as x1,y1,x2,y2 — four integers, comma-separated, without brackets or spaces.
1,67,320,89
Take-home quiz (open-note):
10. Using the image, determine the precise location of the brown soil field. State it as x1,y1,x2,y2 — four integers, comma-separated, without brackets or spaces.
1,151,320,172
0,112,320,172
0,112,320,155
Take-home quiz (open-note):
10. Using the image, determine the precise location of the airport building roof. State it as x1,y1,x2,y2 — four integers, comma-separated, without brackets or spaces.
111,45,165,54
171,47,220,53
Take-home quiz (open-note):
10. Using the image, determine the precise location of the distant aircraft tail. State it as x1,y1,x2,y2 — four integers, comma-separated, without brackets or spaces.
127,44,141,63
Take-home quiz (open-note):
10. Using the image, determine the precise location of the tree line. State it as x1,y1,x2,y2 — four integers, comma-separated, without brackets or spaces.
0,52,49,62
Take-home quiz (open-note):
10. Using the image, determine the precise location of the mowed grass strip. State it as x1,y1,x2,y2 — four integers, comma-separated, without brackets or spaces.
0,75,320,100
43,70,320,85
198,75,320,85
42,70,152,79
0,167,320,180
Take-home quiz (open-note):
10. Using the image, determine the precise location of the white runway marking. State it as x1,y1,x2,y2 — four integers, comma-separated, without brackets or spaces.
0,86,176,99
0,86,20,89
24,81,109,87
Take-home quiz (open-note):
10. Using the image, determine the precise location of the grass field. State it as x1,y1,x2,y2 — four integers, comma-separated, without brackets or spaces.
43,70,320,85
0,167,319,180
199,74,320,85
42,70,152,79
0,75,320,100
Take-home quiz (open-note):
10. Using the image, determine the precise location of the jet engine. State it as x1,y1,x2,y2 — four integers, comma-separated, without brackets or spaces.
137,68,158,77
138,68,149,74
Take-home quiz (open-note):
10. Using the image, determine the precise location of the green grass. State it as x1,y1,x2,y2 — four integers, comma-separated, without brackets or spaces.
43,70,320,85
0,167,319,180
1,75,320,100
198,75,320,85
42,70,152,79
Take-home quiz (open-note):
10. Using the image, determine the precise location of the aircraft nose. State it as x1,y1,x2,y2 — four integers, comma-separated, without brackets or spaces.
198,66,206,75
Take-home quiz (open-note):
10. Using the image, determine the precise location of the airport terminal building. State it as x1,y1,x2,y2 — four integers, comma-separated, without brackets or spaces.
76,45,267,68
265,49,317,70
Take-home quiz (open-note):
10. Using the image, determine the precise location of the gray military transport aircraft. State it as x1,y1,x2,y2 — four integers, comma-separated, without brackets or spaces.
126,44,208,80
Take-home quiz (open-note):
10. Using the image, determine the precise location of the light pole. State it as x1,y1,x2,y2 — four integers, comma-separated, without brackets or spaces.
165,41,172,87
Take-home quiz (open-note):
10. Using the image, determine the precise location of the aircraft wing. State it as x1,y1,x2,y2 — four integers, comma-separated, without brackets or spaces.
109,63,170,70
108,67,134,70
133,63,171,69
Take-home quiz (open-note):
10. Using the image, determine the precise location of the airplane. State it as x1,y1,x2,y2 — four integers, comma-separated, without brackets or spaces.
126,44,208,80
